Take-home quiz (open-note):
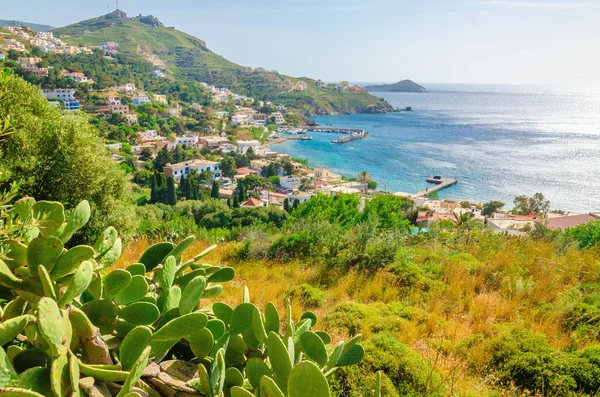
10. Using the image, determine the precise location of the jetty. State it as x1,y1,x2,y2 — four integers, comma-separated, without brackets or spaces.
414,177,458,197
306,127,366,134
286,135,312,141
332,131,368,144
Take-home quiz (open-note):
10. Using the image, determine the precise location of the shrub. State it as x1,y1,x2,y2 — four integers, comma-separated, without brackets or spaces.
566,221,600,248
285,283,327,309
331,333,445,396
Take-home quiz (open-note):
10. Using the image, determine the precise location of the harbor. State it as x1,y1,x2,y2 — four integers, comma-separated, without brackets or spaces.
414,177,458,197
276,126,369,145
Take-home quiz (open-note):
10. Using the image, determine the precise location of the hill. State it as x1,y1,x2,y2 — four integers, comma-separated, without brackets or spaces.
0,19,54,32
53,11,393,115
364,79,426,93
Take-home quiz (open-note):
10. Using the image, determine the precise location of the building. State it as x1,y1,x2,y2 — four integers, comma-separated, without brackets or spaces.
280,176,301,190
0,53,5,60
316,79,327,88
543,213,600,230
124,114,138,125
117,83,136,93
335,81,352,92
175,135,198,146
237,140,261,154
241,198,265,208
132,95,151,105
17,57,41,65
110,104,130,115
214,111,229,118
153,94,168,105
200,136,229,148
153,70,165,78
105,95,121,105
29,68,49,77
65,72,89,83
191,103,203,111
288,191,315,205
231,114,249,126
163,159,221,181
63,100,80,112
270,112,286,125
42,88,76,101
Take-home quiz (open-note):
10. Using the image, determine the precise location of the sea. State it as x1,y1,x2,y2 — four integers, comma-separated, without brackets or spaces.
271,84,600,212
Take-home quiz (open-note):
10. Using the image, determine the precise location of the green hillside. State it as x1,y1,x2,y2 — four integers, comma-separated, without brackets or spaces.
0,19,54,31
53,11,392,115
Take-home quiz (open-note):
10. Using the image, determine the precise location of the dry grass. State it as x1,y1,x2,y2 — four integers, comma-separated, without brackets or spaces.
115,237,600,396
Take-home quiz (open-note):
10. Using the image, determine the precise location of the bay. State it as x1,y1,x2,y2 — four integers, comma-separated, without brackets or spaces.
271,84,600,212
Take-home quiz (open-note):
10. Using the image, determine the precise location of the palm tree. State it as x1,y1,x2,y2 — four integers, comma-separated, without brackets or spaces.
454,211,474,226
358,170,371,193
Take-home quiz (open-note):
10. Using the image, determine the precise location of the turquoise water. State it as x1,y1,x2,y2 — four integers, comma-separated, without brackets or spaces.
271,84,600,212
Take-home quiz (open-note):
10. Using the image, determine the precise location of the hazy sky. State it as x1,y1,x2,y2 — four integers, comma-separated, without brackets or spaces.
4,0,600,84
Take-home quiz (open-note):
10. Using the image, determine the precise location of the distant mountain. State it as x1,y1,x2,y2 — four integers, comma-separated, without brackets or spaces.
0,19,54,32
364,80,426,93
53,10,393,115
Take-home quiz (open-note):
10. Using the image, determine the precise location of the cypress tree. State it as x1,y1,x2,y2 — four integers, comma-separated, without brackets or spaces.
150,172,157,203
166,177,176,205
227,197,232,208
283,198,291,213
238,183,246,202
210,180,220,199
232,195,240,208
293,199,300,210
179,174,188,199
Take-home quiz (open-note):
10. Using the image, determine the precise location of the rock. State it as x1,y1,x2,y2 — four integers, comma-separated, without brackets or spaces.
159,360,198,381
143,361,161,378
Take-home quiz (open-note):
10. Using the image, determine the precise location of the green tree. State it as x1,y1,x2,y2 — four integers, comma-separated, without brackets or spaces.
172,145,185,163
179,173,189,199
166,176,177,205
482,200,505,216
0,71,135,243
154,146,173,172
513,193,550,217
232,194,240,208
210,180,220,199
220,156,237,178
283,198,291,213
358,170,371,193
139,147,153,161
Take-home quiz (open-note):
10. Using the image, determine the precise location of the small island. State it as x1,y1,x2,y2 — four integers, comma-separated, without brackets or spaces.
364,79,426,93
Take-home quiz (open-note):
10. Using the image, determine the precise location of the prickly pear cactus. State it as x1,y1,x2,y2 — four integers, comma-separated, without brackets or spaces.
0,196,366,397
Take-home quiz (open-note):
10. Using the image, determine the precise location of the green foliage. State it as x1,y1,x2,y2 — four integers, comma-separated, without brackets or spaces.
0,72,136,245
566,221,600,248
513,193,551,216
481,200,504,216
0,194,365,396
331,333,444,397
285,284,327,309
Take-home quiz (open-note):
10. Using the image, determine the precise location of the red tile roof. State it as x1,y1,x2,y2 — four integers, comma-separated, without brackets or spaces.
544,213,599,230
241,198,264,207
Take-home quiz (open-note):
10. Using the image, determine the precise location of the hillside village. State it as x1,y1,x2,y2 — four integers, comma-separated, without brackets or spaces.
1,23,598,236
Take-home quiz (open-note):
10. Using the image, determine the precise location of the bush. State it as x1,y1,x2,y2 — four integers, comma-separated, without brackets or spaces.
269,230,318,259
285,284,327,309
322,302,426,337
481,328,577,395
331,333,444,396
566,221,600,248
0,71,136,244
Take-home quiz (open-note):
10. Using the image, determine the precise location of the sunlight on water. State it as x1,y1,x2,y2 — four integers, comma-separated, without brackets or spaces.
271,84,600,212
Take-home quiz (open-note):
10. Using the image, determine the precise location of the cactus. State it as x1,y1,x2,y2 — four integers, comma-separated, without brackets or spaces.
0,196,366,397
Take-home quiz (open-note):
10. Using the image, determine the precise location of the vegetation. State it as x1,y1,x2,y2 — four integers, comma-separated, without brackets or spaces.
0,194,365,397
0,69,136,244
51,11,393,115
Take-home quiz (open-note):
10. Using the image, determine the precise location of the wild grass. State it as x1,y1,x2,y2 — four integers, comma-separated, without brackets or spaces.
115,233,600,396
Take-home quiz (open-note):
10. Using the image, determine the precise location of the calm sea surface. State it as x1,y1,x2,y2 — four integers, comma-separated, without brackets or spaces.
271,84,600,212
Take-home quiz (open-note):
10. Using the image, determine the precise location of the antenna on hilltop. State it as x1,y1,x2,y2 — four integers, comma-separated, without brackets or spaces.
107,4,110,13
116,0,119,10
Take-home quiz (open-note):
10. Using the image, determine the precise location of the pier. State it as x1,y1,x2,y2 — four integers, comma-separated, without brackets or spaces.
332,131,368,144
414,177,458,197
286,135,312,141
305,127,366,134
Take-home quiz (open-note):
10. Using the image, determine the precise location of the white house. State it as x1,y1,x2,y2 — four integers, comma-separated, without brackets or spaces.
42,88,76,101
163,159,221,181
270,112,286,125
237,140,261,154
280,176,301,190
175,135,198,146
288,191,315,205
132,95,151,105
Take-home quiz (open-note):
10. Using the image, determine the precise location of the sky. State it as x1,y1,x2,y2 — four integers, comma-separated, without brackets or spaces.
3,0,600,85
